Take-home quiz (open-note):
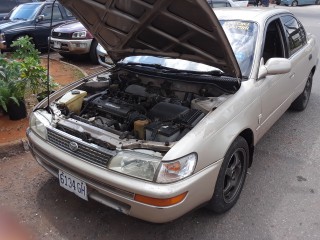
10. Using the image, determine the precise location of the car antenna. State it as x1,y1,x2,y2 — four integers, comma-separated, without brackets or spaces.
45,0,57,114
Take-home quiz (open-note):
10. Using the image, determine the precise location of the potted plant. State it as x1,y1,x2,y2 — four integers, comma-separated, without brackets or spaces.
11,36,58,100
0,58,27,120
0,36,58,120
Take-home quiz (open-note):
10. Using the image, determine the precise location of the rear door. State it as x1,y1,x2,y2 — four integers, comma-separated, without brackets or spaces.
280,15,311,99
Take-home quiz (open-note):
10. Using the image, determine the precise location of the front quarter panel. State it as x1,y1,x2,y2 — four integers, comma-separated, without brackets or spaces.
163,79,260,172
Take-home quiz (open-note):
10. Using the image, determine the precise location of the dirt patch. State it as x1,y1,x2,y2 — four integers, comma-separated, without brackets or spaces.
0,59,85,144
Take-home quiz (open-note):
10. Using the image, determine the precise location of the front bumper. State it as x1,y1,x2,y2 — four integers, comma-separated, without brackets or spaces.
27,128,222,223
50,37,92,54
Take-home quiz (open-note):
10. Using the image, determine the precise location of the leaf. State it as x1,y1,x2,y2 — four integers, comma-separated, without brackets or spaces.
0,98,7,112
9,96,20,106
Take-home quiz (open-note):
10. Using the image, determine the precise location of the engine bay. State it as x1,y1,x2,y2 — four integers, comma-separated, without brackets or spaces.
52,68,236,146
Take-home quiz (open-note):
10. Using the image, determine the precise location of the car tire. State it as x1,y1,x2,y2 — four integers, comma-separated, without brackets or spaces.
59,53,73,59
89,39,98,64
291,0,298,6
207,136,249,213
316,0,320,4
289,72,313,111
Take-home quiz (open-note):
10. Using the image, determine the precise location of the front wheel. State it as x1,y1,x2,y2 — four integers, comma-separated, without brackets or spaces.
207,136,249,213
316,0,320,4
289,72,313,111
89,39,98,64
291,0,298,6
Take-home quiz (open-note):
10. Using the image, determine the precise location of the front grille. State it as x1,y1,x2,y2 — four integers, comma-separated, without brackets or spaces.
47,128,115,168
52,32,72,39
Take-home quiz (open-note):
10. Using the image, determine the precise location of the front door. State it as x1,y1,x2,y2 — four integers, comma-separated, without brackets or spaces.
35,4,65,48
257,18,293,138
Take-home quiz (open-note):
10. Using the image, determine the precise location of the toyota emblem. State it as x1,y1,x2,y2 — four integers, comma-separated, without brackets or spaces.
69,142,78,152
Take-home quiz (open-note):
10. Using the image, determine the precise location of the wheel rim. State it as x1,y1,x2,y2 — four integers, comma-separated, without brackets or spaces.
223,148,246,203
301,74,312,108
292,1,298,6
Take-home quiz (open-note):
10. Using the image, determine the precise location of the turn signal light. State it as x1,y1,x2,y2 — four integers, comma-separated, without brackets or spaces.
134,192,188,207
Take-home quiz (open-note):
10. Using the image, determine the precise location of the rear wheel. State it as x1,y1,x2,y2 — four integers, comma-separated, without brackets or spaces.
291,0,298,6
59,52,72,59
316,0,320,4
207,136,249,213
290,72,313,111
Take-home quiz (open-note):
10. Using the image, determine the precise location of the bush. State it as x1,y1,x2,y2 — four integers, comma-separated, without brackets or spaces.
0,36,58,112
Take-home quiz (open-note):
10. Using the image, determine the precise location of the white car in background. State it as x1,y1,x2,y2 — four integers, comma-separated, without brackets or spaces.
232,0,249,6
208,0,248,7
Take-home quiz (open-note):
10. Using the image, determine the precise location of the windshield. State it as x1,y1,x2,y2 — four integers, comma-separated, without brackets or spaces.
220,20,258,77
121,21,257,78
9,4,41,21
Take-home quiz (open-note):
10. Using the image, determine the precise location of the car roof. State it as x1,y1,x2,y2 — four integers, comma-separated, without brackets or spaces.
214,8,292,23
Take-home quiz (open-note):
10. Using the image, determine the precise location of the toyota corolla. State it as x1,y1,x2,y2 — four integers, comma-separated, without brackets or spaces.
27,0,318,223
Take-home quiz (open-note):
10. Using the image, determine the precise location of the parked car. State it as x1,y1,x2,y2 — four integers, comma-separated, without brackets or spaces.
281,0,319,6
207,0,241,7
0,1,75,51
96,43,112,67
0,0,42,20
50,20,99,63
231,0,249,6
27,0,318,223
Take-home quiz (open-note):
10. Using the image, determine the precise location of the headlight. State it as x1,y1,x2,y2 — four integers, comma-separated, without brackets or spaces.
109,151,197,183
108,151,162,181
156,153,197,183
29,111,51,139
72,31,87,39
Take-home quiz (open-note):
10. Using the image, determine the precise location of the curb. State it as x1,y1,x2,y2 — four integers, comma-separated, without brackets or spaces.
0,138,29,158
40,56,89,78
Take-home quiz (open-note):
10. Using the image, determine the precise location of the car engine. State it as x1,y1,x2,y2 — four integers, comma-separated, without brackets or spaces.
53,71,232,143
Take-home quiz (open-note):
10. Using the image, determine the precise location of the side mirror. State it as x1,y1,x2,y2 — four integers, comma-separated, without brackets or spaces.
36,15,44,22
258,58,291,79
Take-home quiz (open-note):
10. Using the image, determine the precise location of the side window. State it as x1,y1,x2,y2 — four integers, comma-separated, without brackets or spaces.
65,8,73,17
281,15,306,56
262,19,286,63
40,5,63,21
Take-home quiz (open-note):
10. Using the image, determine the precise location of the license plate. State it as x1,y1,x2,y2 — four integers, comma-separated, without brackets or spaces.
59,170,88,201
53,41,61,49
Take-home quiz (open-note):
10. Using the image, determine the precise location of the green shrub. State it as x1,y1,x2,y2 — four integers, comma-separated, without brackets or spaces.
0,36,58,112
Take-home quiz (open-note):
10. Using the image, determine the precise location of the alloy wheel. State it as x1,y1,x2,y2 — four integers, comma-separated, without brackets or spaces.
223,148,246,203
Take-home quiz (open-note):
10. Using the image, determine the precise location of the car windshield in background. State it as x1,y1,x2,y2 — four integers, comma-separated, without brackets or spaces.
9,3,41,21
220,20,258,77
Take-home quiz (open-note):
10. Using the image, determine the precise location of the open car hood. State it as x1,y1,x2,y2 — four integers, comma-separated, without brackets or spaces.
59,0,241,78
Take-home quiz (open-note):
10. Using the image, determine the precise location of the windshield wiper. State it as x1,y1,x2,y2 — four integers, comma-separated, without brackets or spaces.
118,62,225,76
